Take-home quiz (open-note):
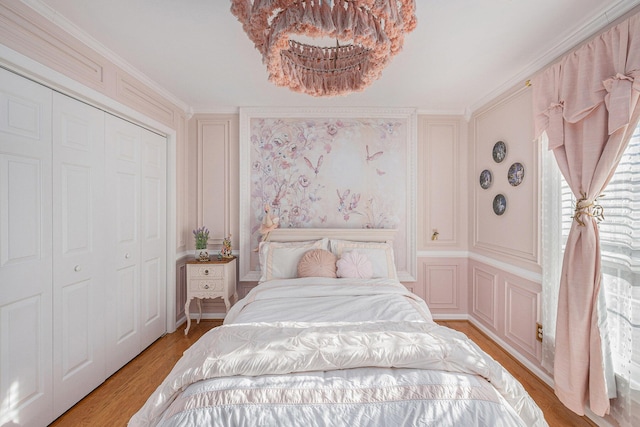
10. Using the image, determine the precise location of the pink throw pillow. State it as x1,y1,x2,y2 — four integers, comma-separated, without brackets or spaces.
297,249,337,278
336,251,373,279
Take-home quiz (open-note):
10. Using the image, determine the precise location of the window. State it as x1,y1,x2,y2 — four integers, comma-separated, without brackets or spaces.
560,124,640,426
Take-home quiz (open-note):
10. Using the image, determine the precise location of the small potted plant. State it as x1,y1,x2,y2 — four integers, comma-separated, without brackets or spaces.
193,226,210,261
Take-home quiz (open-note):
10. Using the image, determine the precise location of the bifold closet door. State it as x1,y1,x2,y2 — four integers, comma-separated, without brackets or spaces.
104,114,166,376
51,92,106,418
0,68,54,426
139,126,167,350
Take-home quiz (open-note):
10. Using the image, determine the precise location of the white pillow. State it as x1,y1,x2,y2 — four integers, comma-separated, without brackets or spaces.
336,251,373,279
329,239,397,279
259,239,328,282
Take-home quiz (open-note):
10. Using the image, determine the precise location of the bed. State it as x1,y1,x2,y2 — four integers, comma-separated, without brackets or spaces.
130,231,548,427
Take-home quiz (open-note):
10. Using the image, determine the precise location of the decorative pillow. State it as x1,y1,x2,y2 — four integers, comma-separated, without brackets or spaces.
259,239,328,282
297,249,337,278
336,251,373,279
330,239,397,279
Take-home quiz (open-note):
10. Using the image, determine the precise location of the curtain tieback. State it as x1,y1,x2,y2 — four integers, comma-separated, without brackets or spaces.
573,192,605,226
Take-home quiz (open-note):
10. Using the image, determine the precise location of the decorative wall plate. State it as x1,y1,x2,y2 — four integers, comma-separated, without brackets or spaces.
479,169,492,189
492,140,507,163
508,162,525,186
493,194,507,216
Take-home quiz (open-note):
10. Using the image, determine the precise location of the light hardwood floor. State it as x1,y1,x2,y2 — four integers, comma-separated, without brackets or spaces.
51,320,595,426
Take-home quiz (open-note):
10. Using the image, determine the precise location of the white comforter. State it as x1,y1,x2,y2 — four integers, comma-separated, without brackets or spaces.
130,278,548,427
226,277,433,324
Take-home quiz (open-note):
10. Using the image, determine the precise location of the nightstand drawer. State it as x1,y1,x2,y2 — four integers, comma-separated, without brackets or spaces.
184,257,237,335
190,279,224,292
190,265,223,278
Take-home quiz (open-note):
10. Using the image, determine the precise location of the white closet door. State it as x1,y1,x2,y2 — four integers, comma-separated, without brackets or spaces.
140,129,166,349
0,68,53,426
51,92,106,417
105,114,142,376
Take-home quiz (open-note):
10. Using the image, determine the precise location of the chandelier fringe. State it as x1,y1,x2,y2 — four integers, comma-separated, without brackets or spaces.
231,0,417,97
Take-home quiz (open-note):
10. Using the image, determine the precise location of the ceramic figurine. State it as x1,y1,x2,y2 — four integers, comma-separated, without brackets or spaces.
221,234,233,258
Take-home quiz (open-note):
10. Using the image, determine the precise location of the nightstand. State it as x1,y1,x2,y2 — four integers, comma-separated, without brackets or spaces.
184,256,237,335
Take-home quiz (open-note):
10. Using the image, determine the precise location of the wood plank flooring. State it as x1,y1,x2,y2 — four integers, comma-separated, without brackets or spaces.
51,320,595,426
437,320,596,427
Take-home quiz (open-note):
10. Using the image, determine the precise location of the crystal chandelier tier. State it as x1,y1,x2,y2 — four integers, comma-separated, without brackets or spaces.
230,0,417,96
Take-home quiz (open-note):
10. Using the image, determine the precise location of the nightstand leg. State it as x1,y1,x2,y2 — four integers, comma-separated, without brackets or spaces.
224,297,230,312
184,298,191,335
197,298,202,324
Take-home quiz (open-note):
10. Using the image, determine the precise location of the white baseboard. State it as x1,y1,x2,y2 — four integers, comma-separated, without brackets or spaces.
467,317,554,387
174,313,227,332
432,314,470,321
584,408,616,427
174,315,186,331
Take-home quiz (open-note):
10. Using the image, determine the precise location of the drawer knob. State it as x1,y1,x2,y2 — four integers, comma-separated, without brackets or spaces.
74,265,81,272
125,253,131,259
204,284,209,289
204,269,209,275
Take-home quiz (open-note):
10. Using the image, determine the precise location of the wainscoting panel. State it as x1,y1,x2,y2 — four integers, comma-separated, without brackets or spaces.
469,258,542,366
505,278,541,361
418,257,468,317
471,265,499,330
426,265,458,308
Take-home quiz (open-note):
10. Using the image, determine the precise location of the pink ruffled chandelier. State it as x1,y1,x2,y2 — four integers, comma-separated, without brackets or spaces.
230,0,417,97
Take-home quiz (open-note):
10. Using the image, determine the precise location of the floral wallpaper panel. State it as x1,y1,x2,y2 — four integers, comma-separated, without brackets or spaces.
248,114,409,267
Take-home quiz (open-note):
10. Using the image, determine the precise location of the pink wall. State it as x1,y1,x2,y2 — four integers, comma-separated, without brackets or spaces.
468,85,545,375
471,87,539,271
0,0,546,378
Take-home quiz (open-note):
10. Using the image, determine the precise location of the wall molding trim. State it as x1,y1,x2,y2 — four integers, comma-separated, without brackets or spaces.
196,117,234,244
467,0,640,114
21,0,190,114
471,266,499,329
418,250,541,283
471,87,539,266
469,252,542,283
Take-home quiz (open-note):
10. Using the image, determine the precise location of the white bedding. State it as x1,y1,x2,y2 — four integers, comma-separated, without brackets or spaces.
130,278,548,427
226,277,433,324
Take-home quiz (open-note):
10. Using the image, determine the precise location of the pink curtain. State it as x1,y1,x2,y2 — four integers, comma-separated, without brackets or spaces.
532,13,640,416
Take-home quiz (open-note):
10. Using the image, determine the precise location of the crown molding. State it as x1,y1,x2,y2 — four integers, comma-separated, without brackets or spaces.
192,106,240,115
416,108,465,117
467,0,640,114
22,0,191,114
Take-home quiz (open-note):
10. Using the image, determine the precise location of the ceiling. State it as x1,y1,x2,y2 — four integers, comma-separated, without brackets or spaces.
33,0,640,115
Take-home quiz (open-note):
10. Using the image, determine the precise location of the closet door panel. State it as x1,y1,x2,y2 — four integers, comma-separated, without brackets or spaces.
105,115,142,375
0,155,46,282
51,93,106,417
140,130,166,348
0,68,53,427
